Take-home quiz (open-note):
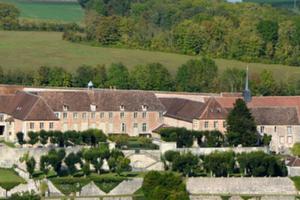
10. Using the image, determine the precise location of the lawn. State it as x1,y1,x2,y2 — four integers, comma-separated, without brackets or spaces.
0,0,84,22
1,31,300,81
0,168,26,190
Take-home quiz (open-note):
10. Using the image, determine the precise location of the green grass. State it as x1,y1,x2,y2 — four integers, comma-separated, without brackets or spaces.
0,141,16,148
291,177,300,191
0,168,26,190
0,0,84,22
1,31,300,81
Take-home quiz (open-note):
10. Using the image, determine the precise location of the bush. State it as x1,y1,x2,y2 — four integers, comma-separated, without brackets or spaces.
159,128,193,148
27,131,39,145
16,132,25,145
142,171,189,200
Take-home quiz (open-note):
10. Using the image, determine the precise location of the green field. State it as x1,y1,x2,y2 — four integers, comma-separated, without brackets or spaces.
0,168,25,190
1,31,300,80
0,0,84,22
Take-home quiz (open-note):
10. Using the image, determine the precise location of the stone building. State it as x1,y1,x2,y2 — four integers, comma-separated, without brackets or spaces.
0,84,300,153
0,89,164,141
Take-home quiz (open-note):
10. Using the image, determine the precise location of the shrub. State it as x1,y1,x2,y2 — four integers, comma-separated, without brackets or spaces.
16,132,25,145
27,131,39,145
142,171,189,200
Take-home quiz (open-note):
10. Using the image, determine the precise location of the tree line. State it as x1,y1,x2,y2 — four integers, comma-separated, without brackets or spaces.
0,58,299,96
163,150,287,177
65,0,300,66
22,145,131,178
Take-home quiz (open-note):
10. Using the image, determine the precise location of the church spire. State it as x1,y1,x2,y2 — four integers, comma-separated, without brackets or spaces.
243,66,252,103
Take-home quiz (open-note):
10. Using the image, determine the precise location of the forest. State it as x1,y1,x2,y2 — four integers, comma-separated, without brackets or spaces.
64,0,300,66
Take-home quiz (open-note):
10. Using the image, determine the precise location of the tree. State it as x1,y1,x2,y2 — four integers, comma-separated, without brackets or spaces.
16,132,25,145
291,143,300,157
0,3,20,30
159,127,193,148
106,63,130,89
28,131,39,146
26,157,36,178
258,70,278,96
82,162,91,177
116,157,131,175
171,152,199,176
39,130,49,146
226,99,259,147
94,64,107,88
131,63,174,91
72,65,95,87
142,171,189,200
204,151,235,177
65,152,81,175
237,152,287,177
220,68,246,92
176,58,218,92
34,66,51,86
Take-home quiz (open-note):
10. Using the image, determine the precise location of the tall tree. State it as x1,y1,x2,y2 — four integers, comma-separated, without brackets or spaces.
258,69,278,96
131,63,173,91
106,63,130,89
176,57,218,92
226,99,259,147
220,68,246,92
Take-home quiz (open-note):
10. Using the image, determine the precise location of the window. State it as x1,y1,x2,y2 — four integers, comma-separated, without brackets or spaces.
288,136,293,144
142,105,148,111
109,112,113,119
121,123,126,133
82,113,87,119
142,123,147,132
29,123,34,129
90,104,96,112
287,126,292,135
100,112,104,118
0,114,3,122
49,122,54,129
120,112,125,119
91,112,95,119
142,112,147,118
260,126,265,134
133,123,138,128
280,136,284,144
274,126,277,133
55,112,60,119
214,121,218,129
63,113,68,119
120,105,125,111
63,105,68,111
40,122,44,129
73,113,78,119
204,121,209,129
133,112,138,118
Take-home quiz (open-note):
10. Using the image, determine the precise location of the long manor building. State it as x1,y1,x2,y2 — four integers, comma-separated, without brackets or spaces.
0,85,299,153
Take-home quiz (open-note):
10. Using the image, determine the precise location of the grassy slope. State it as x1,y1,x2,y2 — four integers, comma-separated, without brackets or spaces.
0,0,84,22
1,31,300,80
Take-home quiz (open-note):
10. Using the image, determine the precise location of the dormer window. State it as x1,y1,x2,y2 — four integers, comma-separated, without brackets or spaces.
142,105,148,111
90,104,97,112
210,108,214,113
216,108,221,113
120,105,125,111
17,107,22,111
63,105,68,112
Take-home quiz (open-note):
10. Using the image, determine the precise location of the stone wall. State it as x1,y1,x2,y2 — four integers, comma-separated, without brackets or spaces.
288,166,300,177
